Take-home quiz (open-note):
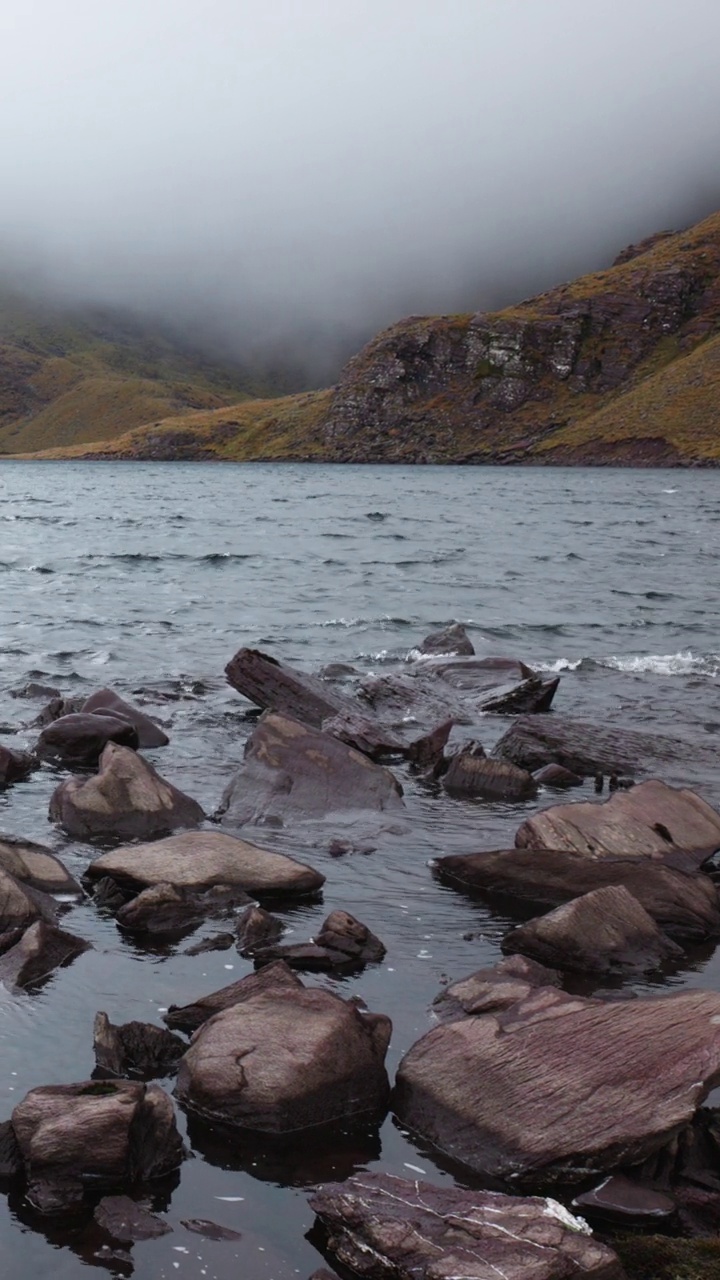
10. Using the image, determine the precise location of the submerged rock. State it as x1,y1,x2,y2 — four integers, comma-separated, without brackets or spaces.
82,688,170,748
516,779,720,862
573,1175,676,1226
501,884,683,975
176,967,391,1132
235,905,284,956
0,835,81,895
218,711,404,828
0,920,90,990
94,1194,172,1241
309,1173,623,1280
114,882,253,935
443,753,537,800
394,983,720,1183
533,763,584,787
417,623,475,656
254,909,385,972
225,646,351,727
93,1012,185,1080
49,743,205,841
36,712,139,767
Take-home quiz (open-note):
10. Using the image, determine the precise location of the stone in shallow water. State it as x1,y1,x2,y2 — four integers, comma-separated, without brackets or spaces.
164,958,302,1034
573,1174,675,1225
309,1173,623,1280
181,1218,243,1241
0,746,36,789
0,868,58,933
93,1011,185,1080
82,687,170,747
114,881,253,935
432,954,562,1023
36,712,139,767
417,622,475,655
225,646,351,727
0,920,90,990
94,1194,171,1241
0,834,81,895
254,909,385,972
443,753,537,800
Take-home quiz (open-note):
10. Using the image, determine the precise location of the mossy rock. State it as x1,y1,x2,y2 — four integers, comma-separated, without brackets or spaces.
613,1234,720,1280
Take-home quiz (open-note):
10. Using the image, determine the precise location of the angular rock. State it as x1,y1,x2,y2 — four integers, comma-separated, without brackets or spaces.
405,718,454,770
164,958,304,1034
86,829,324,898
434,846,720,942
534,763,584,787
417,623,475,656
481,674,560,715
0,1119,22,1178
184,933,235,956
573,1175,676,1225
0,835,81,895
49,743,204,841
82,688,170,748
114,882,253,935
0,920,90,990
516,779,720,863
502,885,683,975
37,713,139,767
93,1012,185,1080
320,709,407,761
181,1218,243,1241
309,1173,623,1280
254,910,386,972
176,970,391,1132
432,955,562,1023
31,695,84,728
94,1194,171,1241
218,712,404,829
394,984,720,1183
493,714,714,778
423,656,536,689
236,905,284,956
11,1079,184,1211
358,671,472,730
0,745,36,788
225,647,351,727
0,868,58,933
443,753,537,800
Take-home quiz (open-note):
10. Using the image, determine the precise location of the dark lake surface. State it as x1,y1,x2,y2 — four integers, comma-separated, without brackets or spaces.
0,460,719,1279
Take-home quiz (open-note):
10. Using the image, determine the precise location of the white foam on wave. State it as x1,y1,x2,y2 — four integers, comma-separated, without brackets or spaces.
535,658,583,673
537,651,719,677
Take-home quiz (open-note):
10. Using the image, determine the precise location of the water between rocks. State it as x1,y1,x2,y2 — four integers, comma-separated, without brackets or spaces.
0,460,719,1279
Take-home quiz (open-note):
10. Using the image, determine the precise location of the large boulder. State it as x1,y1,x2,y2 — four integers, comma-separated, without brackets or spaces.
11,1079,184,1212
393,983,720,1183
49,743,204,841
0,835,81,895
225,647,351,727
309,1173,624,1280
515,780,720,862
501,885,683,975
417,623,475,656
493,715,717,778
36,713,139,767
218,712,404,829
0,920,90,990
85,829,324,898
82,688,170,747
433,846,720,942
176,967,391,1132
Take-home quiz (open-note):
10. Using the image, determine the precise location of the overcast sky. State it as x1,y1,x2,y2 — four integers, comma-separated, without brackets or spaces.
1,0,719,375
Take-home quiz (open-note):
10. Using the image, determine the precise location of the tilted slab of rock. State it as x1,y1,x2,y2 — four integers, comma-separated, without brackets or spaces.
11,1079,184,1212
0,920,90,990
515,780,720,862
443,754,537,800
501,884,683,975
427,655,534,686
165,958,303,1034
93,1011,185,1080
36,712,139,767
481,675,560,715
86,829,324,898
433,955,562,1023
320,709,410,761
176,967,391,1132
219,712,404,828
49,743,205,841
225,646,351,727
434,846,720,942
493,714,717,778
83,687,170,747
393,985,720,1183
309,1173,624,1280
0,835,81,895
236,905,284,956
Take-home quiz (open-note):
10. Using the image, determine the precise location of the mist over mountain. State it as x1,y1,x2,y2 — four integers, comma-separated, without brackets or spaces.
2,0,720,380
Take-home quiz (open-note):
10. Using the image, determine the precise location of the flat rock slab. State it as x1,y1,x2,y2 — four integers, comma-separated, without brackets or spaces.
0,920,90,990
86,830,324,898
83,688,170,748
434,846,720,943
573,1175,676,1226
225,647,351,728
176,967,391,1132
516,780,720,861
310,1173,623,1280
94,1194,171,1241
433,955,562,1024
219,711,404,829
49,743,204,842
394,985,720,1183
493,714,719,778
181,1218,243,1241
0,835,81,895
501,884,683,975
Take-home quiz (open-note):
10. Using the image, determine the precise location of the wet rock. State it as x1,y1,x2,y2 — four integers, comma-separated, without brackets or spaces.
573,1175,676,1226
434,846,720,942
481,674,560,714
318,662,359,681
11,1079,184,1212
93,1012,185,1080
49,743,205,841
94,1194,171,1241
218,712,404,829
426,655,535,688
0,1119,22,1178
176,969,391,1132
165,958,303,1034
309,1173,623,1280
181,1218,243,1241
307,1272,341,1280
0,869,58,933
432,955,562,1023
92,876,129,912
394,983,720,1183
358,671,472,730
0,835,81,895
320,710,407,761
493,713,710,777
534,763,584,787
0,745,37,788
254,910,385,972
32,695,84,728
114,882,253,935
417,623,475,656
0,920,90,990
37,712,139,767
443,752,537,800
515,779,720,863
405,718,454,770
236,905,284,956
11,682,61,700
86,829,324,898
82,688,170,748
501,884,683,975
225,647,351,727
184,933,235,955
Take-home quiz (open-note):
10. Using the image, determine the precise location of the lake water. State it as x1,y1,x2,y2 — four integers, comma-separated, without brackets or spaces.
0,461,719,1279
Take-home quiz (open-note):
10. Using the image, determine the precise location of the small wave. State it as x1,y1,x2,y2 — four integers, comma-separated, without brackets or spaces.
662,488,677,493
321,617,364,628
534,658,583,673
536,651,720,677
